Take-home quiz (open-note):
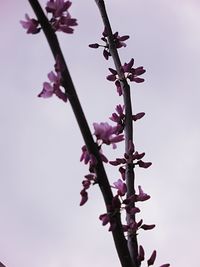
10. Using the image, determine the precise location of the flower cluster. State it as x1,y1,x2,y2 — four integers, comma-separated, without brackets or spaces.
110,104,146,133
38,57,67,102
20,1,77,34
46,0,78,33
89,28,129,60
107,58,146,96
109,140,152,175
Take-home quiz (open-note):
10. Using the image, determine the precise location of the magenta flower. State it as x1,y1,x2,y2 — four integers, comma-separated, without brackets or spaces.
122,58,146,83
46,0,72,18
93,122,124,148
110,104,125,132
80,145,108,165
113,179,127,196
52,14,78,34
46,0,77,34
38,71,67,102
20,14,40,34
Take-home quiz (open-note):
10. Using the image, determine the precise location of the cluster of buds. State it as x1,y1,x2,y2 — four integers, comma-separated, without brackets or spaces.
106,58,146,95
89,28,129,60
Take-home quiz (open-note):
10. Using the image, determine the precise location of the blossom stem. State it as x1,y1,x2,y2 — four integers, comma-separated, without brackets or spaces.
28,0,132,266
94,0,138,266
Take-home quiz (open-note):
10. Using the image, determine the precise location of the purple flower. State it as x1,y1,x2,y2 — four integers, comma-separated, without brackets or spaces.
110,105,125,132
93,122,124,148
45,0,78,34
136,186,151,202
20,14,40,34
113,31,130,48
113,179,127,196
53,14,78,34
38,71,67,102
147,250,157,266
122,58,146,83
46,0,72,18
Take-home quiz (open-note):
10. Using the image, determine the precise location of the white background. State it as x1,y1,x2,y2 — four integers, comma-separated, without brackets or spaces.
0,1,200,266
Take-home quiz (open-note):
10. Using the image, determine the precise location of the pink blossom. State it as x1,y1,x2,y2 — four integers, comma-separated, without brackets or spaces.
38,71,67,102
113,179,127,196
93,122,124,148
20,14,40,34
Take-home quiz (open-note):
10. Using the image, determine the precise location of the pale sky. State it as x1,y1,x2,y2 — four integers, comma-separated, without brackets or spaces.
0,1,200,267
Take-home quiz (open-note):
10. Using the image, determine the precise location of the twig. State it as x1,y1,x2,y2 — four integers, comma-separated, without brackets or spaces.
94,0,138,266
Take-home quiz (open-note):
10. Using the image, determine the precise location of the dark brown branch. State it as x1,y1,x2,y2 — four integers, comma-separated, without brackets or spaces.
94,0,138,266
27,1,132,266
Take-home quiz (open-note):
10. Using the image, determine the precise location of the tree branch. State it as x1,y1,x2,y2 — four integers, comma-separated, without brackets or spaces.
27,0,133,266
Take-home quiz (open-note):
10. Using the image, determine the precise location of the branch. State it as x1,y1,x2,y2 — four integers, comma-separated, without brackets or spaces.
27,1,133,266
94,0,138,266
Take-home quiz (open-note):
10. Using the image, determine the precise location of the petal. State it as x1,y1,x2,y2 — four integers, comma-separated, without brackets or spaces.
147,250,157,266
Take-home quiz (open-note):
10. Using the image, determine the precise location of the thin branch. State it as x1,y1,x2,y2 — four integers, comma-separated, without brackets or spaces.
94,0,138,266
28,0,133,266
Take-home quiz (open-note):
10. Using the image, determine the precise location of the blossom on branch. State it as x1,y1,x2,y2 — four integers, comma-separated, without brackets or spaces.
46,0,72,18
113,179,127,196
93,122,124,148
89,29,129,60
46,0,77,33
20,14,40,34
38,71,67,102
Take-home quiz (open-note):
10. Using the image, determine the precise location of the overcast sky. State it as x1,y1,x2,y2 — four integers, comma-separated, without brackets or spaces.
0,1,200,267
